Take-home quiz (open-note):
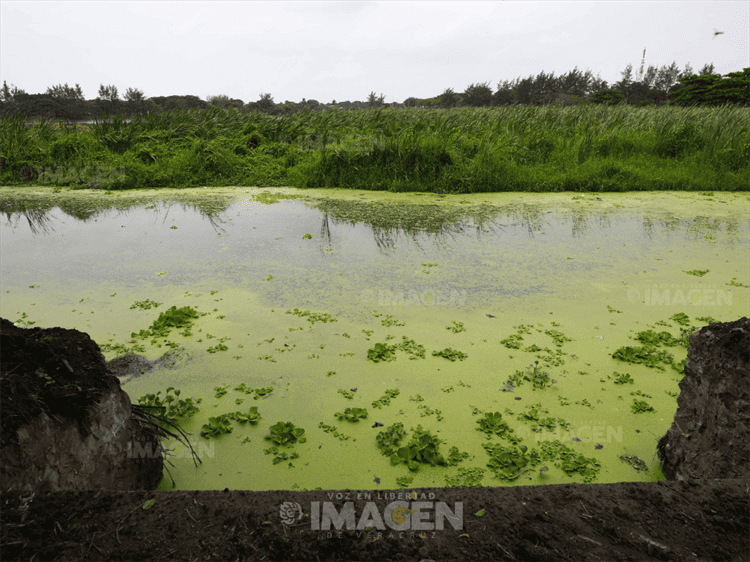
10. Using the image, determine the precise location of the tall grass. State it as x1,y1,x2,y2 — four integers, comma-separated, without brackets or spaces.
1,104,747,192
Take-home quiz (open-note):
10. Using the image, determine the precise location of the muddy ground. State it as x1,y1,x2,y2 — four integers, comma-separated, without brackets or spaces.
1,480,748,561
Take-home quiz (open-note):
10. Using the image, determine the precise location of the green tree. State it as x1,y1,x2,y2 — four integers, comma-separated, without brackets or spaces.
439,88,460,108
367,91,385,108
97,84,120,102
45,83,85,100
256,93,276,113
462,82,493,107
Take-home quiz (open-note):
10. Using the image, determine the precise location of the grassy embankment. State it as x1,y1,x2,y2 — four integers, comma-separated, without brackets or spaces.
1,103,748,192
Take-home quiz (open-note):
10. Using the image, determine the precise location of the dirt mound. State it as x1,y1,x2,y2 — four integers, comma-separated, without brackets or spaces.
657,316,750,480
0,318,164,492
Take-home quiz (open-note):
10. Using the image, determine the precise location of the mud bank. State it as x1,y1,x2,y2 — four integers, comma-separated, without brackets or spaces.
1,481,748,561
0,318,163,492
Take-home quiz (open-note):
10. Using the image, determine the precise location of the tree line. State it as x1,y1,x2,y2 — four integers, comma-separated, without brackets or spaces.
1,58,747,123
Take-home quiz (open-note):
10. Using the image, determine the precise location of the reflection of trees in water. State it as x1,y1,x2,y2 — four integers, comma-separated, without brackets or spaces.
2,207,56,235
1,198,230,235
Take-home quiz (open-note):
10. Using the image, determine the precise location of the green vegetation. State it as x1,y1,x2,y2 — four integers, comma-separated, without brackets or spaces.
228,406,261,424
613,372,635,385
319,422,352,441
200,415,233,438
376,422,407,457
389,426,446,471
476,411,519,443
131,305,203,339
137,387,201,427
372,389,400,408
334,407,369,422
631,399,656,413
4,103,747,193
367,342,397,363
445,467,485,487
285,308,337,325
483,443,531,481
265,421,307,446
130,299,162,310
432,347,468,361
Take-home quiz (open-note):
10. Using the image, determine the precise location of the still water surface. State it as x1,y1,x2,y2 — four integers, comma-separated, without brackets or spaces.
1,187,748,490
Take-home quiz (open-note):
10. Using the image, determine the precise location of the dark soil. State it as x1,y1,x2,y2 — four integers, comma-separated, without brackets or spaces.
0,318,120,448
1,480,748,561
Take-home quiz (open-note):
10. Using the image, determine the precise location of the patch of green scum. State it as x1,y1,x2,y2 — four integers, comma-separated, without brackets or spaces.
214,384,229,398
376,422,407,457
389,425,446,471
285,308,337,325
539,440,601,483
130,299,162,310
683,269,710,277
607,305,623,313
620,454,649,473
250,192,308,205
544,329,573,347
445,467,485,487
131,305,204,340
372,389,400,408
318,422,352,441
380,315,405,327
200,414,233,438
302,233,312,240
367,342,397,363
409,394,425,403
476,412,521,444
334,407,368,422
631,399,655,413
613,372,635,385
432,347,468,361
258,354,277,363
483,443,531,481
441,386,454,393
337,389,355,400
446,321,466,333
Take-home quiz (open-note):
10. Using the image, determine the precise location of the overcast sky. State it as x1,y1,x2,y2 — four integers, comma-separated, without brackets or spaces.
1,1,748,105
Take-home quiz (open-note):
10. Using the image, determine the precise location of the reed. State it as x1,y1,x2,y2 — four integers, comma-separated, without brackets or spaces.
1,103,747,192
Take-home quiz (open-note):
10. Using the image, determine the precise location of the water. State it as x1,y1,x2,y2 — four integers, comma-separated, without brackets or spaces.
1,187,748,490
